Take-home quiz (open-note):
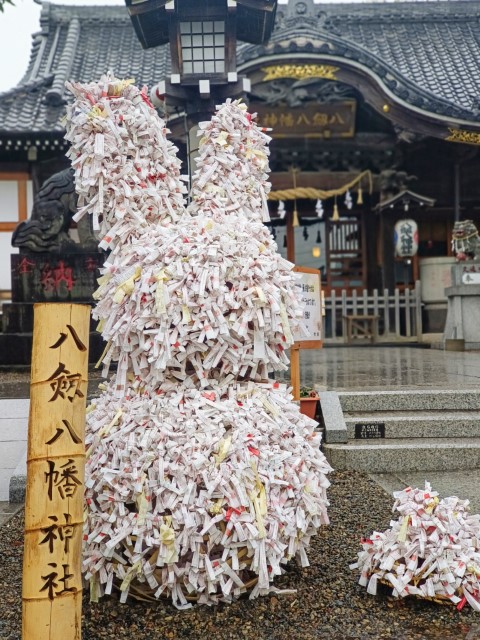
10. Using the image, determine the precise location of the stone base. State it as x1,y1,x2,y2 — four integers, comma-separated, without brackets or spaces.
443,283,480,349
422,303,447,334
11,252,102,303
0,332,105,365
1,251,105,366
2,301,98,334
9,473,26,504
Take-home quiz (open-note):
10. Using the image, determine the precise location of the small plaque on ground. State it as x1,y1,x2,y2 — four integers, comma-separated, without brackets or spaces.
355,422,385,439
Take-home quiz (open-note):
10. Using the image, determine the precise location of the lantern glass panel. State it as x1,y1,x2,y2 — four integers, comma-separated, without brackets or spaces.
179,19,226,77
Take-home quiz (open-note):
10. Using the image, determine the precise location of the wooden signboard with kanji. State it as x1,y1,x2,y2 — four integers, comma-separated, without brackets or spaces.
22,303,89,640
252,101,356,139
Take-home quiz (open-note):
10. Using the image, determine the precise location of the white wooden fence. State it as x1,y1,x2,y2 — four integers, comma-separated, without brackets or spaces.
323,281,423,342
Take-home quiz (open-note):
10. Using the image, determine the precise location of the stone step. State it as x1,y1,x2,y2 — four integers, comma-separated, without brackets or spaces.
337,389,480,413
344,411,480,439
323,437,480,473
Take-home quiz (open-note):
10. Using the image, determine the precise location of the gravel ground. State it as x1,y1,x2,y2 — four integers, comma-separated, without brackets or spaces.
1,470,479,640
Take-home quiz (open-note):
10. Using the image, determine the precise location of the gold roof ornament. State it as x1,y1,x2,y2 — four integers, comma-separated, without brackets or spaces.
445,128,480,146
261,64,339,82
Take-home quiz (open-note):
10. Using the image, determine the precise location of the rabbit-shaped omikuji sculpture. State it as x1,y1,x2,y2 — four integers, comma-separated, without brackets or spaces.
65,74,331,608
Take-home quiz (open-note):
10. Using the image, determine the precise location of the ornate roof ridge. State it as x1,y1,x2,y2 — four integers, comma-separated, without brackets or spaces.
0,74,53,101
319,1,479,13
40,1,129,23
323,6,480,25
39,0,480,23
277,0,480,26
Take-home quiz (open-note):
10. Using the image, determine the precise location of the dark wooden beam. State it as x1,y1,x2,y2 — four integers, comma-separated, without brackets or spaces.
270,171,381,192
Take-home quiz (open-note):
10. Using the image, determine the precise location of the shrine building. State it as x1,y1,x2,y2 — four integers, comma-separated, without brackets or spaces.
1,0,480,340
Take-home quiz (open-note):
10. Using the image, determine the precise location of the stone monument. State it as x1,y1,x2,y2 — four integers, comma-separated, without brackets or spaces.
0,168,104,364
443,220,480,350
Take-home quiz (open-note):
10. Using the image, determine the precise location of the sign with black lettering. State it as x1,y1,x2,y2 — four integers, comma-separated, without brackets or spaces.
354,422,385,439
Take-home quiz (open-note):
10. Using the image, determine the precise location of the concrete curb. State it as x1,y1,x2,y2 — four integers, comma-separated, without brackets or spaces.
9,449,26,503
319,391,348,443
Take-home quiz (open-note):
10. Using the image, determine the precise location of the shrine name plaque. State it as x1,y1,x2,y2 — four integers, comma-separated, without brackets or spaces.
354,423,386,439
252,101,356,139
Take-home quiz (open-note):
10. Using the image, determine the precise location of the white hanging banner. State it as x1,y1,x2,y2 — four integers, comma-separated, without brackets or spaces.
394,219,419,257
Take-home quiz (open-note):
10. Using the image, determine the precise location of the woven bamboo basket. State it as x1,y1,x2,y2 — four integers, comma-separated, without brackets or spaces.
375,561,456,607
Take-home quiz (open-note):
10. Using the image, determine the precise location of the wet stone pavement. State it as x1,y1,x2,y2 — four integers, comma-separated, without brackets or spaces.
295,346,480,392
2,346,480,396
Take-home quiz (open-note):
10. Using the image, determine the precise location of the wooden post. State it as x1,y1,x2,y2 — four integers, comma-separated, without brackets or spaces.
290,346,301,401
384,288,390,335
286,210,295,263
405,287,411,337
394,288,401,336
415,280,423,342
22,303,90,640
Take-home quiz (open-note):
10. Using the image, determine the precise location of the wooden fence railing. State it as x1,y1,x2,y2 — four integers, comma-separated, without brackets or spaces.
323,281,423,342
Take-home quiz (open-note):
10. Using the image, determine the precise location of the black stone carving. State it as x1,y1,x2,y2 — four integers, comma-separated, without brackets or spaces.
11,168,98,253
393,125,425,145
379,170,417,201
3,169,103,365
250,78,356,107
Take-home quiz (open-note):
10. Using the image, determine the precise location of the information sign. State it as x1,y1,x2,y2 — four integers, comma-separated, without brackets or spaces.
293,267,322,347
462,272,480,285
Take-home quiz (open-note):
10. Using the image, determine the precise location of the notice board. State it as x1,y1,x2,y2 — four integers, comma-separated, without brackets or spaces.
293,266,322,348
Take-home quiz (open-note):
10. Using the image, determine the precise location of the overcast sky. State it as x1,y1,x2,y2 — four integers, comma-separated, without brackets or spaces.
0,0,434,94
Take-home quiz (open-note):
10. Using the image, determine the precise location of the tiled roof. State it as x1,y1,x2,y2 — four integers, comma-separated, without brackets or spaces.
0,3,170,134
238,0,480,122
1,0,480,134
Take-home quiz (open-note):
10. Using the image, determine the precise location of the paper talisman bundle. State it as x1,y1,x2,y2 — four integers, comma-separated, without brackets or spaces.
65,74,332,608
351,483,480,611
